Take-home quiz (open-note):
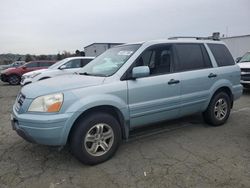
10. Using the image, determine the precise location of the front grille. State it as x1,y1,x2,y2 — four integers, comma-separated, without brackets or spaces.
241,75,250,81
15,93,26,112
241,68,250,73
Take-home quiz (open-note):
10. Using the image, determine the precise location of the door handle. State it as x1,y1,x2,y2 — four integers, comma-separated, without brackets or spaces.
168,79,180,85
208,73,217,78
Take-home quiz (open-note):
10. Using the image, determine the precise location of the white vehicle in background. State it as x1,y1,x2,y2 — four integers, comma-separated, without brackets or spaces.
237,51,250,88
21,56,94,86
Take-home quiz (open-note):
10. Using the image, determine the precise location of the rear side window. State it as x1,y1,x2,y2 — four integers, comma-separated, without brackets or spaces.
207,44,235,66
175,43,212,72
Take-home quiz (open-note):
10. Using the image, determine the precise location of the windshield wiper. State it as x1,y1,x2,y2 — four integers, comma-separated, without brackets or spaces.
79,72,92,75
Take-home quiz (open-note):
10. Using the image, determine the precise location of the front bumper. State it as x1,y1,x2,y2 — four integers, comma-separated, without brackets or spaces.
12,108,73,146
0,74,8,82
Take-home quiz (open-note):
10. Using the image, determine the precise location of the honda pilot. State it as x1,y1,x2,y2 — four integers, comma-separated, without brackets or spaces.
11,39,242,165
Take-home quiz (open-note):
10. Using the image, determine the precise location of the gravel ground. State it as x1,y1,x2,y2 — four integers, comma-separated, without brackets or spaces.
0,81,249,188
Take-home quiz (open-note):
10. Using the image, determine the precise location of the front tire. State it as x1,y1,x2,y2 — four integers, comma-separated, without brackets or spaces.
203,92,231,126
8,74,21,85
70,112,121,165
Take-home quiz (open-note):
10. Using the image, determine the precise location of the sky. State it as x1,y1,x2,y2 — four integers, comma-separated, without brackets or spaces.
0,0,249,55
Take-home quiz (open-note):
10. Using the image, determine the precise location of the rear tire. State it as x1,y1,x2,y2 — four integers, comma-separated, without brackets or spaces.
8,75,21,85
70,112,121,165
203,92,231,126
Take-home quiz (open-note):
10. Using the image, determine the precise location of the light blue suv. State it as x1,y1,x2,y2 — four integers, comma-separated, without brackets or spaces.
11,39,242,165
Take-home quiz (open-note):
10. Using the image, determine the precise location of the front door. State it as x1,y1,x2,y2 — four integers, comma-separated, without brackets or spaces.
127,44,181,128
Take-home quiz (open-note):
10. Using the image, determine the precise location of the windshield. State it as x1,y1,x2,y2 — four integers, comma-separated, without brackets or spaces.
239,52,250,63
48,59,67,69
79,44,141,77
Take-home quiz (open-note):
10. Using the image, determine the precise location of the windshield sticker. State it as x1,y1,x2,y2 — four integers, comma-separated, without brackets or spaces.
118,51,134,56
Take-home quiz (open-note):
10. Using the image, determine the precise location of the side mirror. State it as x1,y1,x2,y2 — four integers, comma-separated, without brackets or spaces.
132,66,150,79
235,57,242,63
22,66,27,69
59,65,67,70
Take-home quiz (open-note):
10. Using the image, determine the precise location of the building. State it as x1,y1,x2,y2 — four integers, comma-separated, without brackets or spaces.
84,43,123,57
221,35,250,59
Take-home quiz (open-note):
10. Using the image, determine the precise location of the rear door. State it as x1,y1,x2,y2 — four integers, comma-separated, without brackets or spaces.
127,44,181,128
174,43,215,116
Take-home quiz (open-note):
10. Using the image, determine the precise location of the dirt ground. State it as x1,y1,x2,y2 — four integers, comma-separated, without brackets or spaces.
0,81,249,188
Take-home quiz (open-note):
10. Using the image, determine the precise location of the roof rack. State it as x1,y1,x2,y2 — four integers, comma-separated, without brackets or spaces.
168,32,220,41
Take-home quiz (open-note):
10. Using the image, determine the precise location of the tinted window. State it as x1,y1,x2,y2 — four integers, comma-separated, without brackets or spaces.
40,61,54,67
26,62,39,68
175,43,211,71
81,59,92,67
64,59,81,69
208,44,235,66
133,45,173,76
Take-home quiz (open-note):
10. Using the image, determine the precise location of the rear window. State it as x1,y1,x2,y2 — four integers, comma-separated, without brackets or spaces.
208,44,235,67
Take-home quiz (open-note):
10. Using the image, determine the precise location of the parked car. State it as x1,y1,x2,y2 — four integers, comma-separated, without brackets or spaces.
11,39,242,165
0,61,25,71
0,60,55,85
21,57,94,86
237,51,250,88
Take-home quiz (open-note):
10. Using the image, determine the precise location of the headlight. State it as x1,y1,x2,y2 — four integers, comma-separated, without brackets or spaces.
28,93,63,112
31,72,41,78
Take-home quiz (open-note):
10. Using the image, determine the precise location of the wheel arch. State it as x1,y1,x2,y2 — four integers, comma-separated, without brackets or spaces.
67,105,128,144
209,86,234,109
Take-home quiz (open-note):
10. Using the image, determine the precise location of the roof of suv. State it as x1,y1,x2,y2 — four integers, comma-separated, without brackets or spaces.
120,39,225,47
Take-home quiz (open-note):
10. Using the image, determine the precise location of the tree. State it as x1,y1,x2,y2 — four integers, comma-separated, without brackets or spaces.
25,54,32,62
57,53,62,60
37,55,48,60
75,49,85,56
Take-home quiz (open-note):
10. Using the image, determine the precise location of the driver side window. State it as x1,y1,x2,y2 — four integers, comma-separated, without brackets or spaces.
64,59,81,69
133,45,173,76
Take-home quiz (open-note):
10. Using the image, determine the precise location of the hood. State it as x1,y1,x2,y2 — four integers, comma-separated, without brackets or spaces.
23,69,47,76
1,67,16,73
21,74,105,98
238,62,250,69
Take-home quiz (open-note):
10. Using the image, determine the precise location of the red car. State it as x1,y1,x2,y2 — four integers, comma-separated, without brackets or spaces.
0,60,56,85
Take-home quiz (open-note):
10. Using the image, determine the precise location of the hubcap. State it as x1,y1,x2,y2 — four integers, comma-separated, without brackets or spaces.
84,123,114,157
214,98,228,120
